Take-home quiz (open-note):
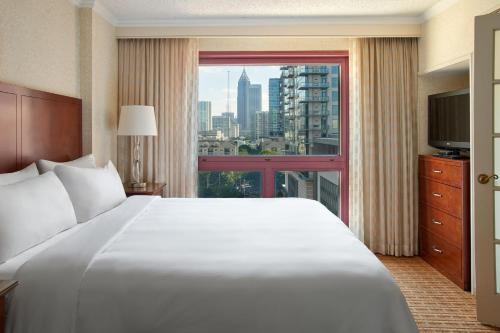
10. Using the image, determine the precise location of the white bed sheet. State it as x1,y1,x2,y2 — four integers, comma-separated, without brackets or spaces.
8,196,417,333
0,224,84,279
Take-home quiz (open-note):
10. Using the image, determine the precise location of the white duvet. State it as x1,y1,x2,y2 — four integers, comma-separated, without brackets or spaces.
7,196,417,333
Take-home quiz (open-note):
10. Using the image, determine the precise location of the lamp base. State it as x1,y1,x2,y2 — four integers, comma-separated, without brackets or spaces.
128,182,147,188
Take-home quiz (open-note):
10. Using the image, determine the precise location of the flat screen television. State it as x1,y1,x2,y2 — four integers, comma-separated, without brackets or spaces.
428,89,470,151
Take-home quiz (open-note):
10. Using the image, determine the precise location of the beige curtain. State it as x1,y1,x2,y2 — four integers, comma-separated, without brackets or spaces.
118,38,199,197
349,38,418,256
349,38,364,240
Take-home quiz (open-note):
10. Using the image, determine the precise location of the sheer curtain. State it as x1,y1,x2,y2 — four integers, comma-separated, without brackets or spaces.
117,38,199,197
349,38,418,256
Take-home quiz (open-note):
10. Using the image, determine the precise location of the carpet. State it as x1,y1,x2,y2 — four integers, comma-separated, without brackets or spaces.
379,255,500,332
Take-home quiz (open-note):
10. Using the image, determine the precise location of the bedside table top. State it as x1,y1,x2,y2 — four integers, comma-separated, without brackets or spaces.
0,280,18,296
124,182,166,196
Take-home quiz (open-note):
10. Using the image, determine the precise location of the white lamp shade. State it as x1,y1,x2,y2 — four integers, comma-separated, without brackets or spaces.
118,105,158,136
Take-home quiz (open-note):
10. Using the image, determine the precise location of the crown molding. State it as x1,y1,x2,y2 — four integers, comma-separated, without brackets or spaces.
70,0,445,28
78,0,95,7
70,0,117,25
93,1,118,24
420,0,460,22
114,15,423,28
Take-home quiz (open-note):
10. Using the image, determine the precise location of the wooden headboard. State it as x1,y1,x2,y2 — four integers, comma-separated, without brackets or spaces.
0,82,82,173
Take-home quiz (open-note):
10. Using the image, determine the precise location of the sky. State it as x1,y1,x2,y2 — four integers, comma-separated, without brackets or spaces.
199,65,281,116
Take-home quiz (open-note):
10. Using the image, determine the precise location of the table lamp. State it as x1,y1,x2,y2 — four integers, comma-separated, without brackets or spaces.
118,105,158,188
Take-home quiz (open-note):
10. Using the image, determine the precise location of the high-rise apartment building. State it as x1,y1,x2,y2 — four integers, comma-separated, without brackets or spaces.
198,101,212,132
212,115,231,139
255,111,269,139
281,65,340,155
268,78,282,137
213,112,240,139
222,112,240,138
249,84,262,115
281,171,339,215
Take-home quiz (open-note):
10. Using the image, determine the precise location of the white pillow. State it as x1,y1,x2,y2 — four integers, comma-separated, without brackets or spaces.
0,172,77,263
0,163,39,185
54,161,126,223
36,154,96,174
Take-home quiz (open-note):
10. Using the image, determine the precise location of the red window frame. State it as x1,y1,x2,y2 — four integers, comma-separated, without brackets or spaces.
198,51,349,224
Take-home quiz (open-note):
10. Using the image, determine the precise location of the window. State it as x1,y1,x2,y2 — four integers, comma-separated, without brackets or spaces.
199,171,262,198
275,170,340,215
198,52,349,224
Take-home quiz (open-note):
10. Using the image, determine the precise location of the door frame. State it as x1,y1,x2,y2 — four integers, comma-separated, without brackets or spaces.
474,10,500,327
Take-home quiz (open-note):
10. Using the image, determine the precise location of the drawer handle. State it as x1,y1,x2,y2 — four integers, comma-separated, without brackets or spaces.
432,169,443,174
432,246,443,254
432,219,442,225
432,192,443,198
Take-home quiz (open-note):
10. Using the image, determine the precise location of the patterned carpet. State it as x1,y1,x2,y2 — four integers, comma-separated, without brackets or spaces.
379,256,500,333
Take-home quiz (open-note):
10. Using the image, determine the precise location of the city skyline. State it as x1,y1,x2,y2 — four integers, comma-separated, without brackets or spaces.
198,64,340,156
198,64,342,214
199,66,280,116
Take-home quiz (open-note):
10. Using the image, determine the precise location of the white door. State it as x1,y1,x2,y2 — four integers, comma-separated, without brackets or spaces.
474,10,500,327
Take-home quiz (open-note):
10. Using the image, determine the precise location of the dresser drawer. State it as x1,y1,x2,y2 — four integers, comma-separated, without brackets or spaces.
420,229,463,286
419,179,463,218
420,204,462,247
419,158,463,188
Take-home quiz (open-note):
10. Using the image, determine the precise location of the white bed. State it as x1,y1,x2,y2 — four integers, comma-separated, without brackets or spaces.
4,196,417,333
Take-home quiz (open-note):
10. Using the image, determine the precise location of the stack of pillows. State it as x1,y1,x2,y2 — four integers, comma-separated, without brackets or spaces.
0,156,126,263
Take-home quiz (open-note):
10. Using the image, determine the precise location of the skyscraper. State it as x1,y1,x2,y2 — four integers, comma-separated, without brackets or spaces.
237,69,262,139
212,112,240,139
256,111,269,139
237,69,251,137
212,115,231,138
268,78,282,136
222,112,240,138
198,101,212,132
249,84,262,132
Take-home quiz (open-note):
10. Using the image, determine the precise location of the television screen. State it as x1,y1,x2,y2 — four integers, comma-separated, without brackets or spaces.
428,89,470,150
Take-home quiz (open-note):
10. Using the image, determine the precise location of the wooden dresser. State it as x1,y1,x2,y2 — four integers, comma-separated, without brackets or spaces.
418,155,470,290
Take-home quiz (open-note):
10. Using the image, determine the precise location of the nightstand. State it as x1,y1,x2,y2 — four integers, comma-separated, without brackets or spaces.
124,183,166,197
1,280,17,333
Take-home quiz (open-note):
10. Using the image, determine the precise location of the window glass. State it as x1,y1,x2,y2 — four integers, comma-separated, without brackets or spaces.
198,64,341,156
198,171,262,198
275,170,340,217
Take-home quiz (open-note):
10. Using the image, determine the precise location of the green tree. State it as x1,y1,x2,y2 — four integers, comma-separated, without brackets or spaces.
198,171,261,198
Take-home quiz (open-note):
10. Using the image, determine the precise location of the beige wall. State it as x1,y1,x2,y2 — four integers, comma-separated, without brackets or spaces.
417,72,470,154
419,0,500,73
417,0,500,151
80,8,94,157
0,1,117,166
92,12,118,166
0,0,80,97
80,9,118,166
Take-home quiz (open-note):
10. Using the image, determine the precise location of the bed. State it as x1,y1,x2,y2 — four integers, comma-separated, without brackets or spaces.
2,196,416,333
0,82,417,333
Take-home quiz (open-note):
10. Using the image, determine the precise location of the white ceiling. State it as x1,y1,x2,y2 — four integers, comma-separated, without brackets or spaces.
78,0,457,26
